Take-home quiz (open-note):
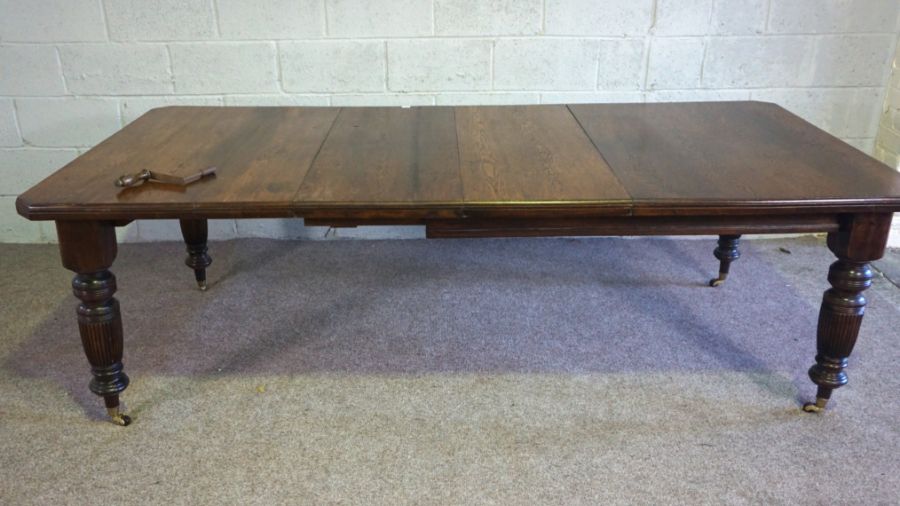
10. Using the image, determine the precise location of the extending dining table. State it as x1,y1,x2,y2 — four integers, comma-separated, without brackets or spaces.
16,102,900,426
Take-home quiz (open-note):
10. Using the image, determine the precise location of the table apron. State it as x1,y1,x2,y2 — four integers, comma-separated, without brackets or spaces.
422,214,841,238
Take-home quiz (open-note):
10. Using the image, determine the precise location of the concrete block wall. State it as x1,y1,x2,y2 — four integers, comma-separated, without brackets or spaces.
876,42,900,170
1,0,899,243
875,39,900,247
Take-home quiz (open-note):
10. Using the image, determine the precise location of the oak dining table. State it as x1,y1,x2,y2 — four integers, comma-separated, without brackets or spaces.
16,102,900,426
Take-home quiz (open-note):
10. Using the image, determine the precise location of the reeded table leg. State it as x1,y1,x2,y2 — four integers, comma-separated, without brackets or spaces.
57,221,131,426
709,234,741,287
803,213,891,413
179,219,212,291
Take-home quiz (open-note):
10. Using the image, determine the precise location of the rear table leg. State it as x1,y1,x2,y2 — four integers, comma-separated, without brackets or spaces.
709,234,741,287
179,219,212,291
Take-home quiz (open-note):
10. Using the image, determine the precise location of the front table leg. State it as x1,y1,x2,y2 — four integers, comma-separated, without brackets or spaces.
57,221,131,426
803,214,891,413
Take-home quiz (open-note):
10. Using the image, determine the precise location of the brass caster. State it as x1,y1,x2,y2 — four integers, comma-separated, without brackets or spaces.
197,280,208,291
709,276,726,287
107,407,132,426
802,397,828,414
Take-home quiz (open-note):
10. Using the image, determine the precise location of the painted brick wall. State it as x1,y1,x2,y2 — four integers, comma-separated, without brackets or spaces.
876,42,900,170
1,0,899,242
875,39,900,247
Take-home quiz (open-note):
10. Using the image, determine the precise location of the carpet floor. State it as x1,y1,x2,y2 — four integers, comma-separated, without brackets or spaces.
1,236,898,505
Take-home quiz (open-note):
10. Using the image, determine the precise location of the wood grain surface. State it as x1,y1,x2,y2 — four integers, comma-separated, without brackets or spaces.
569,101,900,215
16,102,900,221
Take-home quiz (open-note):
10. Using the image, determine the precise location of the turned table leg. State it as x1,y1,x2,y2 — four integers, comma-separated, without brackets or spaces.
709,234,741,287
179,219,212,291
57,221,131,426
803,213,892,413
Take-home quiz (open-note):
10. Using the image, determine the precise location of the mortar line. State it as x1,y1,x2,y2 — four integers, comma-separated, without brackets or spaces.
490,41,495,91
164,44,176,94
1,33,899,45
98,0,111,41
210,0,222,38
541,0,546,34
275,42,286,93
10,99,23,145
50,45,71,98
383,41,390,91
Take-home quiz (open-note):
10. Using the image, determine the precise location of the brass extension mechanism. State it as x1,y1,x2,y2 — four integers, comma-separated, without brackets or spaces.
115,167,217,188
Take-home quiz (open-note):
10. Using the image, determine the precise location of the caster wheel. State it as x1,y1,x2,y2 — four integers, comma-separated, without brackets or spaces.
802,398,828,414
107,407,132,426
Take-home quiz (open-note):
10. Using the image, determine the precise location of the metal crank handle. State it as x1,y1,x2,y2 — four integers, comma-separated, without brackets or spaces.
115,169,153,188
115,167,217,188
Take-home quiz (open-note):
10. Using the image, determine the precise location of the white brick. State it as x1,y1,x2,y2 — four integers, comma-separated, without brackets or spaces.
810,35,895,87
889,102,900,131
769,0,899,34
891,222,900,248
842,138,875,154
654,0,712,36
434,93,541,106
434,0,542,35
0,46,65,96
711,0,766,35
647,38,706,90
235,219,326,240
703,37,816,88
105,0,216,41
0,0,106,42
876,145,900,170
216,0,324,39
327,0,432,37
545,0,653,36
16,98,119,148
876,123,900,154
494,39,599,91
0,148,79,194
120,96,224,125
880,115,894,137
59,44,172,95
597,39,644,90
751,88,884,138
388,40,491,92
888,85,900,110
223,95,330,106
645,89,751,102
281,41,385,93
171,43,278,94
887,109,900,130
540,92,644,104
0,100,21,147
330,94,434,106
0,197,43,242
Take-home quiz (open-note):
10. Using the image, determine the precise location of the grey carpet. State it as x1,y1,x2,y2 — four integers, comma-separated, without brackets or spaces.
1,236,898,505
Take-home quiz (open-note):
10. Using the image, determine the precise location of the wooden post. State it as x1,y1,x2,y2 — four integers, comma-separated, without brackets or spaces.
804,213,892,412
179,219,212,291
56,220,131,426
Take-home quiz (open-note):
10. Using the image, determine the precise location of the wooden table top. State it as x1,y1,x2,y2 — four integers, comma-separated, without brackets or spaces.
16,102,900,222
